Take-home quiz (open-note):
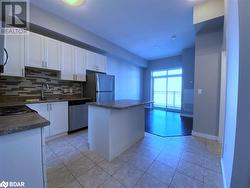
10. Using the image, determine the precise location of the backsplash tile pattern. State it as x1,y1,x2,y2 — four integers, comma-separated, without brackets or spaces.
0,68,82,98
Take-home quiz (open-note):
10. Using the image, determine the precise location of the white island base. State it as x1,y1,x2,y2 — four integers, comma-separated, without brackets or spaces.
88,101,147,161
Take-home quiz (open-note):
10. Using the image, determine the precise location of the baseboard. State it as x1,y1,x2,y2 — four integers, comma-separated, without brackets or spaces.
46,132,68,141
180,113,193,118
221,158,227,188
192,131,218,141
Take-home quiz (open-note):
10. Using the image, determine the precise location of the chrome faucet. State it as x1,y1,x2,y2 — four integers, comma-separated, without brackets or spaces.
41,83,50,100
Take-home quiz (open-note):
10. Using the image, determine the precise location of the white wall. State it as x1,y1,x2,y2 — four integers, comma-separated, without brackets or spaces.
221,0,239,187
193,29,223,137
222,0,250,188
107,56,143,100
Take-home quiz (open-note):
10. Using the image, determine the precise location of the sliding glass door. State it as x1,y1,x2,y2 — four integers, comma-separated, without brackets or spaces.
152,69,182,110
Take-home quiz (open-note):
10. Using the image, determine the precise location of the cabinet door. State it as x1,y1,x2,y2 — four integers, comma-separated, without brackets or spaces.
75,47,86,82
1,33,25,77
86,50,96,71
61,43,74,81
49,102,68,136
95,53,107,73
44,37,61,71
25,32,44,69
27,103,50,138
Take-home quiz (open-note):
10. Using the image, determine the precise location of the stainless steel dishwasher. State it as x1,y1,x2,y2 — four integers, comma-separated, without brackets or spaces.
68,100,88,133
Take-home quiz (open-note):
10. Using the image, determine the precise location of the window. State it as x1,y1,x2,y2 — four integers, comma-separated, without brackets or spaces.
151,68,182,110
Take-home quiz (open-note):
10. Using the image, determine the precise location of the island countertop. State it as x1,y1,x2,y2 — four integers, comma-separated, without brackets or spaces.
88,100,153,110
0,112,50,136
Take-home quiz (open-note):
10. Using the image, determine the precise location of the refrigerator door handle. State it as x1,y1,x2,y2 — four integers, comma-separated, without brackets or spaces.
96,74,100,92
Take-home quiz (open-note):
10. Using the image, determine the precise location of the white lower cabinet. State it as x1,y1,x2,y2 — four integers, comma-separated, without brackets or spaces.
27,102,68,138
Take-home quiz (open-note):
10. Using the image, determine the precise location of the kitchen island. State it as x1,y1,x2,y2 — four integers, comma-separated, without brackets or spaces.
88,100,152,161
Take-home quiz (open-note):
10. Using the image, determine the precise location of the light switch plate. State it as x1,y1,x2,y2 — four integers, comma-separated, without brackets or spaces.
198,89,203,95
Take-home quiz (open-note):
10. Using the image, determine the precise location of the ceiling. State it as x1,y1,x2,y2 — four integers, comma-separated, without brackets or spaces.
30,0,197,60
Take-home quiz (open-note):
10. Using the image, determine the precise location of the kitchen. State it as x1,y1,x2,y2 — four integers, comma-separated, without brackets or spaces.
1,0,245,188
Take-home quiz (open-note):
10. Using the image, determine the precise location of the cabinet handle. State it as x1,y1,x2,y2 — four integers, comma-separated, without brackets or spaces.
22,68,25,77
47,104,50,111
75,75,77,80
50,104,52,111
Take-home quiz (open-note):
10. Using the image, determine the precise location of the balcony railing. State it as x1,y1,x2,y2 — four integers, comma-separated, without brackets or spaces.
153,91,182,109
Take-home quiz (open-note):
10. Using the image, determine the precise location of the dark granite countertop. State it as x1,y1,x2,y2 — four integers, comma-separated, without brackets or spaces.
0,97,92,107
88,100,153,110
0,112,50,136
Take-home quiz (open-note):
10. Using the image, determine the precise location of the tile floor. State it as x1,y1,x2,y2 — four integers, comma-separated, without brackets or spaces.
45,130,223,188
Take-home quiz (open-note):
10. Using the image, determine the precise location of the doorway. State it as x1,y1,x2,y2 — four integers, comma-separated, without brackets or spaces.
151,69,182,111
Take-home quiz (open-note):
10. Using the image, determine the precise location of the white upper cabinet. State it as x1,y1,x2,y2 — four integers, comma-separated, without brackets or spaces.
74,47,87,82
25,32,44,69
61,42,75,81
25,32,61,71
1,33,25,77
44,37,61,71
86,51,107,73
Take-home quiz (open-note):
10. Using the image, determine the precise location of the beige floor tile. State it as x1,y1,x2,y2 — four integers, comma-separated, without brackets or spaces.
156,152,180,169
83,150,105,164
77,166,110,188
130,144,161,160
127,154,154,171
181,151,205,166
135,173,168,188
50,143,78,156
45,130,222,188
66,156,96,178
45,147,57,162
115,150,137,162
46,157,65,174
113,164,144,188
59,180,83,188
58,149,84,165
47,166,75,188
100,177,124,188
204,157,222,173
204,169,223,188
177,160,204,181
147,161,175,185
169,172,203,188
98,158,126,175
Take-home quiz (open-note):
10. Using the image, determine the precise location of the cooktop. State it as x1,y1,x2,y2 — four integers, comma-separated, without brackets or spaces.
0,106,36,116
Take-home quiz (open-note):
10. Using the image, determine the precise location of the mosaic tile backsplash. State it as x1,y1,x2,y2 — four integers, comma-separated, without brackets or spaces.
0,68,83,98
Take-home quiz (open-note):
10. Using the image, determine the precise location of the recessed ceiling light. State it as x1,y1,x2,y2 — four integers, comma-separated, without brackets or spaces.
62,0,86,7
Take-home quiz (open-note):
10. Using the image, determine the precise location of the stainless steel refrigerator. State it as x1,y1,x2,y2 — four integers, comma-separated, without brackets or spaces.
84,72,115,102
